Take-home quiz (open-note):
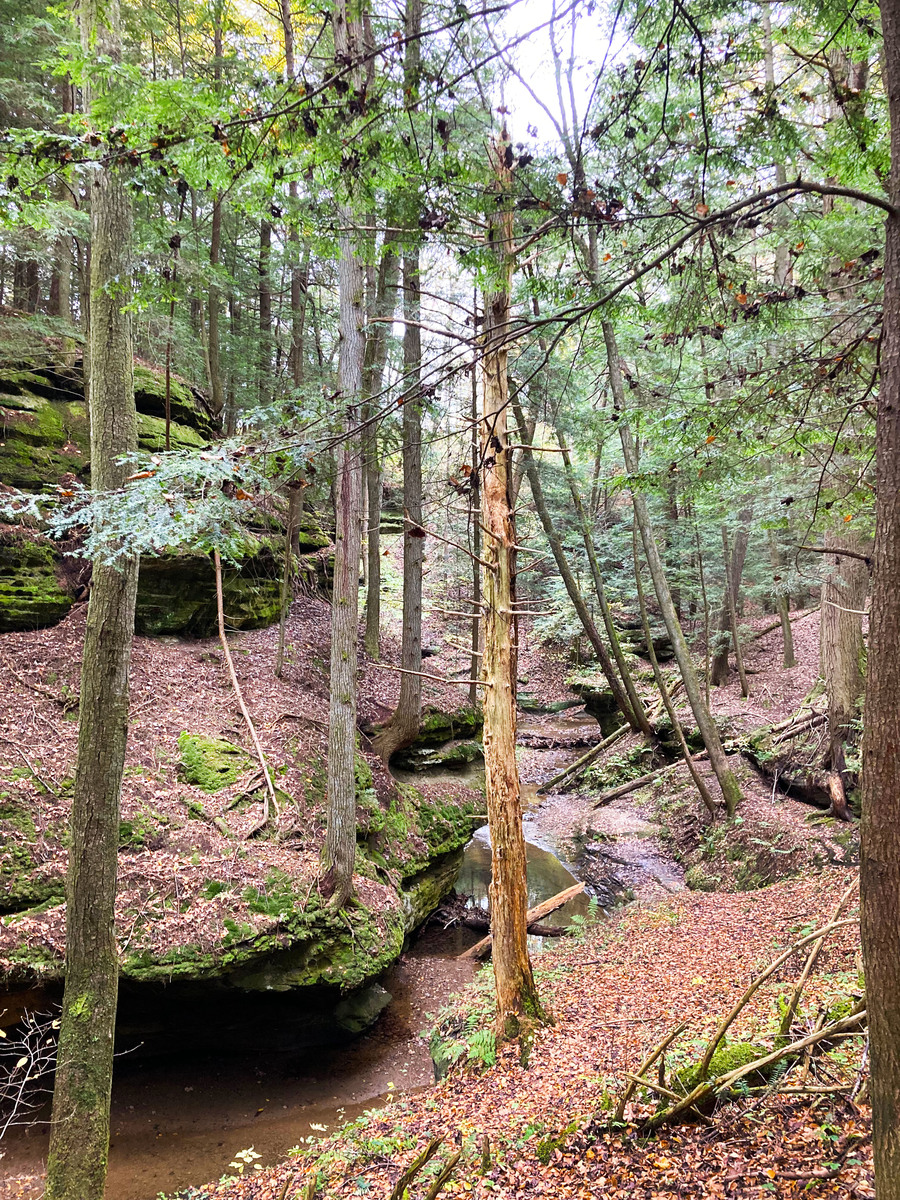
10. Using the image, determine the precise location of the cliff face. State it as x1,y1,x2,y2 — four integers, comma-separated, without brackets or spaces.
0,358,331,635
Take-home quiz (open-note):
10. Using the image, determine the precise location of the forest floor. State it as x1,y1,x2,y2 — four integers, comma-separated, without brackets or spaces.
0,574,868,1198
164,606,869,1200
172,868,870,1200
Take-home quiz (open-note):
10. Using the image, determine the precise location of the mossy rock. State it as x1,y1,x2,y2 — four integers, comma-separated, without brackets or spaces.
411,704,483,748
392,738,483,773
0,535,72,632
675,1041,770,1097
0,798,64,914
0,359,214,493
177,732,250,793
132,363,216,438
135,549,283,637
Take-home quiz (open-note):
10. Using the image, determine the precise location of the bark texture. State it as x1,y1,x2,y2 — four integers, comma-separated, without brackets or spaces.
861,5,900,1191
45,5,138,1193
481,133,544,1039
322,0,367,910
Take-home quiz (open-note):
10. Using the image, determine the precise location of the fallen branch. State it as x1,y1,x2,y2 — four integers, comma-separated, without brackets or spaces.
459,882,585,960
642,1008,867,1131
536,724,629,793
593,753,709,807
696,916,857,1079
778,877,859,1037
178,794,231,838
614,1021,688,1122
0,656,78,711
423,1150,463,1200
213,549,278,829
746,607,820,644
390,1136,444,1200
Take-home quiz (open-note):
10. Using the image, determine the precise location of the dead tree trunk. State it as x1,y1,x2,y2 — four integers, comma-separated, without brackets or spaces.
481,131,545,1040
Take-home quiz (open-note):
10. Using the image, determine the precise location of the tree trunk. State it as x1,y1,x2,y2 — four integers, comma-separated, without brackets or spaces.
861,5,900,1188
633,526,717,819
481,132,545,1040
45,3,139,1194
511,396,639,731
606,320,742,817
321,0,367,911
710,513,750,685
722,526,750,698
207,194,224,419
554,426,653,739
821,532,867,811
258,218,272,406
371,1,424,757
469,332,482,708
767,529,795,667
362,233,399,661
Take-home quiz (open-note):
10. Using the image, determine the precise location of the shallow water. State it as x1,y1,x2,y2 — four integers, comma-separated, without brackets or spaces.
0,709,601,1200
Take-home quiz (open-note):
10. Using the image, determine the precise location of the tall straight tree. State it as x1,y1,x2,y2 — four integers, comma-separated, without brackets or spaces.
44,0,140,1195
481,130,545,1038
372,0,425,760
861,0,900,1190
320,0,367,909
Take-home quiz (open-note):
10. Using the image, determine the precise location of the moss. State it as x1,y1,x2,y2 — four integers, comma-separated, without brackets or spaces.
0,535,72,632
684,864,721,892
132,363,216,437
416,704,483,746
136,411,209,452
135,548,283,637
121,872,407,991
177,732,250,793
676,1041,769,1094
0,799,64,914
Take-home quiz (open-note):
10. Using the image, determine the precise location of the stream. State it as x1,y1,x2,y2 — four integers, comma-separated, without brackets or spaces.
0,707,627,1200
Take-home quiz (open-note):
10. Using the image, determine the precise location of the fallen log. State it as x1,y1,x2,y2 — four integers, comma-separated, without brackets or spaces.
458,881,585,960
536,724,629,793
459,910,567,937
592,753,710,807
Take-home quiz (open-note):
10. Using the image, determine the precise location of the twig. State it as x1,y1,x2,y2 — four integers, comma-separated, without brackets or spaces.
0,734,61,798
778,876,859,1038
367,661,490,687
614,1021,688,1122
1,656,78,711
213,549,279,828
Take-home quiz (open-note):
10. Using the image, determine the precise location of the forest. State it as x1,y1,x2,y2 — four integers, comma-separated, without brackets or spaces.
0,0,896,1195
